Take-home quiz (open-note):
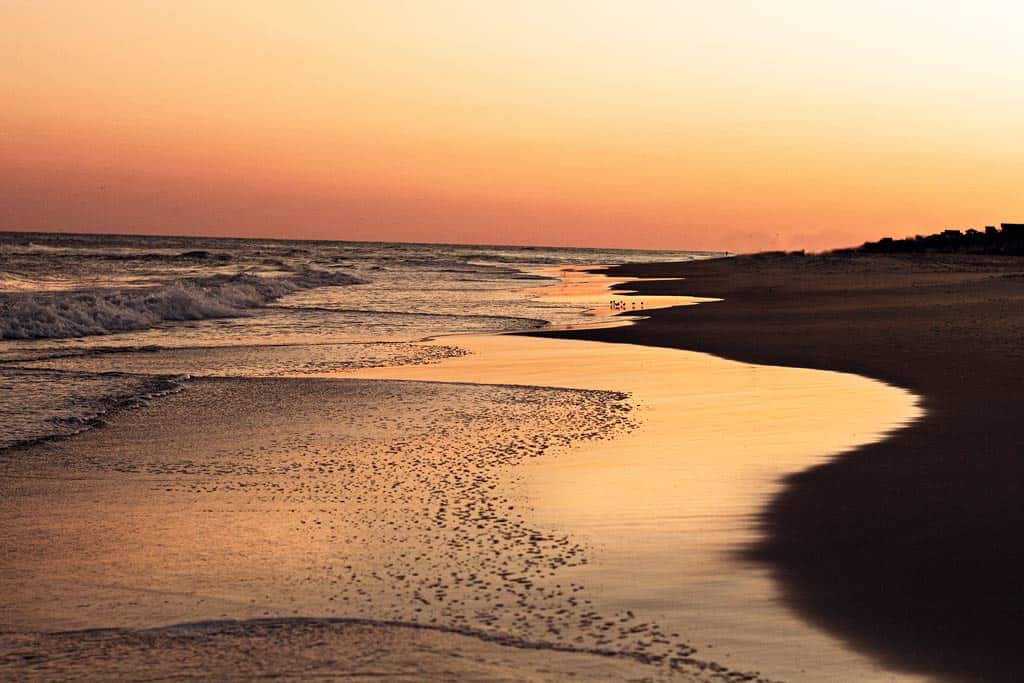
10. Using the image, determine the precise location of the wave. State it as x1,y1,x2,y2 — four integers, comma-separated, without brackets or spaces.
0,269,362,340
0,369,188,452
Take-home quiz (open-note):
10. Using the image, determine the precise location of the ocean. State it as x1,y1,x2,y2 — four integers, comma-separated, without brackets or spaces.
0,231,708,451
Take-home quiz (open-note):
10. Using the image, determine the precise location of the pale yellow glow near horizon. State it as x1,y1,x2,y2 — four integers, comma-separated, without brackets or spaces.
2,1,1022,251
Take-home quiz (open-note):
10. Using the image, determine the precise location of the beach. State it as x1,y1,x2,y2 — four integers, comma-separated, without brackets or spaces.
7,3,1020,680
2,236,748,680
2,241,941,680
346,330,919,680
554,252,1024,681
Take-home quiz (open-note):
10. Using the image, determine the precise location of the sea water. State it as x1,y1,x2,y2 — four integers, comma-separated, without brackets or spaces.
0,231,712,449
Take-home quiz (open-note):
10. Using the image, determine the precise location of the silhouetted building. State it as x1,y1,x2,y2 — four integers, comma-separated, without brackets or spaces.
850,222,1024,256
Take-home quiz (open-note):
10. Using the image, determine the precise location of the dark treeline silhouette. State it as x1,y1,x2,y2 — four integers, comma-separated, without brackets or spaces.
844,222,1024,255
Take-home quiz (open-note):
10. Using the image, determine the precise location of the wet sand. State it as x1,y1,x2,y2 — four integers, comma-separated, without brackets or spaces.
1,374,724,680
2,261,930,680
550,252,1024,682
0,619,694,681
1,378,625,625
347,328,920,680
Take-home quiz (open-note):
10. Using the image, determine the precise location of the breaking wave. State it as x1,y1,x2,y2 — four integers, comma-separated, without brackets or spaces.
0,270,362,340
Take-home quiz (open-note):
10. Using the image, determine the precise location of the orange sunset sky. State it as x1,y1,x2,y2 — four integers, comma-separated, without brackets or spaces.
2,1,1022,252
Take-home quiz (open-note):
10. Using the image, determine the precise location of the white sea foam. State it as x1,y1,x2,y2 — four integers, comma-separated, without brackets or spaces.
0,270,362,340
0,232,714,450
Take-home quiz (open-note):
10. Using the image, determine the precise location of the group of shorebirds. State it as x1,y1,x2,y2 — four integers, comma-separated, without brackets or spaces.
609,299,643,311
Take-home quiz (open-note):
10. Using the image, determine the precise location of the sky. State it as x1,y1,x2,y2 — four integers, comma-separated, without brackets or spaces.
2,1,1023,252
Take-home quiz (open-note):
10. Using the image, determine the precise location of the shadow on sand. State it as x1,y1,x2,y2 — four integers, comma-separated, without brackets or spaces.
548,253,1024,681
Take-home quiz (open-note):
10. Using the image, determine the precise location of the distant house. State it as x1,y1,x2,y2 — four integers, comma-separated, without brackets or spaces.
853,221,1024,255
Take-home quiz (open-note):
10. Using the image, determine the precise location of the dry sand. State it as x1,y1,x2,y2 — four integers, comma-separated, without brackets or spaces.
554,252,1024,682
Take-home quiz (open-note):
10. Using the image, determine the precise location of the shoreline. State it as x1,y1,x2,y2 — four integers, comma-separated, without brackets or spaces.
345,268,922,681
540,252,1024,681
2,259,934,680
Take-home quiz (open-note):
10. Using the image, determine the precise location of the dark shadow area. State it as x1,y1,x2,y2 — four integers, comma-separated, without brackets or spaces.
534,251,1024,681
